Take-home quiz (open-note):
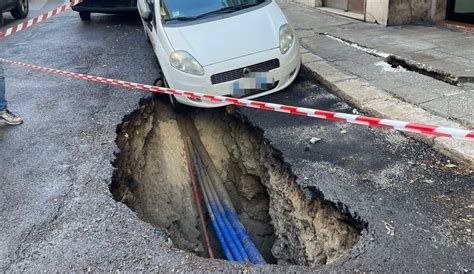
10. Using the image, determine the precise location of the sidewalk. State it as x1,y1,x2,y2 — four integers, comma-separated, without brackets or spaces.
278,0,474,167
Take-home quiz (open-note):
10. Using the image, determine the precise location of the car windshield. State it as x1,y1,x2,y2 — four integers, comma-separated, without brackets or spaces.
161,0,267,21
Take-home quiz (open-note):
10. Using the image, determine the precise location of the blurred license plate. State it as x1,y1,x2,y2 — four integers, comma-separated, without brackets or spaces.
231,73,275,98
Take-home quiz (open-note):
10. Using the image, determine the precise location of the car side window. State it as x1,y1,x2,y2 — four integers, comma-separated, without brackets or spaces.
159,0,169,20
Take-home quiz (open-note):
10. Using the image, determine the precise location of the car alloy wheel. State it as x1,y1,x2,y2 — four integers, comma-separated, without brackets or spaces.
11,0,29,19
20,0,28,13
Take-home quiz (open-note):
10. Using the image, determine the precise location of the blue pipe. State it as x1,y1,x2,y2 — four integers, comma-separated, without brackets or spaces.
193,154,235,261
196,155,248,262
204,172,250,262
217,193,267,265
209,201,246,261
190,138,266,264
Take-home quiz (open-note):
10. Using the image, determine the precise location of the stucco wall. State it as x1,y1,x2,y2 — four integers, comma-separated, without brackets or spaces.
387,0,431,25
293,0,323,7
433,0,447,21
290,0,447,26
386,0,448,25
365,0,390,25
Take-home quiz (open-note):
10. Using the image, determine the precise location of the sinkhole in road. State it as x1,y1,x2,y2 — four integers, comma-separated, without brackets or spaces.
111,97,363,266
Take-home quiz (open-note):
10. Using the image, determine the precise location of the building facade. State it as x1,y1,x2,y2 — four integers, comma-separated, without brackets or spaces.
295,0,474,26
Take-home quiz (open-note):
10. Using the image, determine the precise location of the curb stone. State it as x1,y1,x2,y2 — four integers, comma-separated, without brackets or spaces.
300,46,474,168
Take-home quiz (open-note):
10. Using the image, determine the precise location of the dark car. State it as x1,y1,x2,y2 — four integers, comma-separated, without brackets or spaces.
0,0,29,25
72,0,137,21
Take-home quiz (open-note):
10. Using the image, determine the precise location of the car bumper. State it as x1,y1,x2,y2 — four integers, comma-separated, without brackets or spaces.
72,0,137,14
163,42,301,108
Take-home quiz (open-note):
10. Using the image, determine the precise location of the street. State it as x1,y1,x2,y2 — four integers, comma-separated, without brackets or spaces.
0,0,472,272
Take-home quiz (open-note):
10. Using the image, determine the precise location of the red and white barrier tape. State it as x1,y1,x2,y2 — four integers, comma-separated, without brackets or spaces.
0,0,82,39
1,57,473,140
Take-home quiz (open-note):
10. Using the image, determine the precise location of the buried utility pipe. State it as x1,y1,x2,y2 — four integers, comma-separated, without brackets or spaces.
180,116,267,265
188,137,248,262
186,138,236,261
184,137,215,259
193,144,250,262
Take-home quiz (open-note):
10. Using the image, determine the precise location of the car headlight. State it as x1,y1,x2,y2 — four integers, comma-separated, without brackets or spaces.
279,24,295,54
169,51,205,76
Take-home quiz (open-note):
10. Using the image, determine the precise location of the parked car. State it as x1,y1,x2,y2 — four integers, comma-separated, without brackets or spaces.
137,0,301,109
0,0,29,26
72,0,137,21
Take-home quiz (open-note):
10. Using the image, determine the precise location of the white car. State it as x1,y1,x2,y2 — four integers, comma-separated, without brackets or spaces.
137,0,301,109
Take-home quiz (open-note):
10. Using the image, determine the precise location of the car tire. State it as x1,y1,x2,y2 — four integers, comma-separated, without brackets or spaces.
143,25,151,44
154,76,187,113
0,12,4,26
79,11,91,21
145,30,151,43
11,0,29,19
169,93,186,113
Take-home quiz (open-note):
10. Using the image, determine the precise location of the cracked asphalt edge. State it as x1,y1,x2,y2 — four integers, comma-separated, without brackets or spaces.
298,45,474,169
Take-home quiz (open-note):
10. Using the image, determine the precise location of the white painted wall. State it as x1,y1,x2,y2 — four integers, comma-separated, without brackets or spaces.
291,0,447,26
293,0,323,7
364,0,389,25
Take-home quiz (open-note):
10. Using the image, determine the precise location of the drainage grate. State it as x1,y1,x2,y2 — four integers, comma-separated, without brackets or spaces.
211,59,280,85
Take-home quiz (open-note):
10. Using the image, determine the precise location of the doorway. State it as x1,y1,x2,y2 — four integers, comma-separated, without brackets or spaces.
447,0,474,24
323,0,365,15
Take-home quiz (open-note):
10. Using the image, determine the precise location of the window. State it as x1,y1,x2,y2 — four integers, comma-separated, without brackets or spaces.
160,0,267,21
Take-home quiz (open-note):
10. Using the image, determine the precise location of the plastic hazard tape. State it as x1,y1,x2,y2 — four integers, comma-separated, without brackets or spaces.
1,57,473,140
0,0,82,39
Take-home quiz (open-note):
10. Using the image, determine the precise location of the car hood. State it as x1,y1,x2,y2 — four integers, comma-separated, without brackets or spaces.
163,2,287,67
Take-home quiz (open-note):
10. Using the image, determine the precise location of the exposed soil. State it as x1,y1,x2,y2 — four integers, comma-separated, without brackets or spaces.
111,97,363,266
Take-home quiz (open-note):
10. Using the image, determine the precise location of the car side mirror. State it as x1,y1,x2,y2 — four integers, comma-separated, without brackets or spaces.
138,0,154,22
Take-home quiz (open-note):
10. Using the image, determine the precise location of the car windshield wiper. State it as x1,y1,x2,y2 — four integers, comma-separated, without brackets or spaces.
197,3,261,17
165,16,199,22
165,3,262,22
198,3,263,17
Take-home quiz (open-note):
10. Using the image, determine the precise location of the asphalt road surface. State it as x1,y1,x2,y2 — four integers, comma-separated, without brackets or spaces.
0,4,472,272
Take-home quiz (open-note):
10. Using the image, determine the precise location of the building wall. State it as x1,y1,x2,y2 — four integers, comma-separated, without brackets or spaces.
293,0,322,7
291,0,448,26
365,0,390,25
433,0,448,22
387,0,445,25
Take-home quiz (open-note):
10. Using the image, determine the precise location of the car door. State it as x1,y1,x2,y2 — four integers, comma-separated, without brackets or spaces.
0,0,14,10
8,0,17,9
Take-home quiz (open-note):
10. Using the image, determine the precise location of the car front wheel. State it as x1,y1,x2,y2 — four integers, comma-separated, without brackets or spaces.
154,75,186,113
11,0,29,19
